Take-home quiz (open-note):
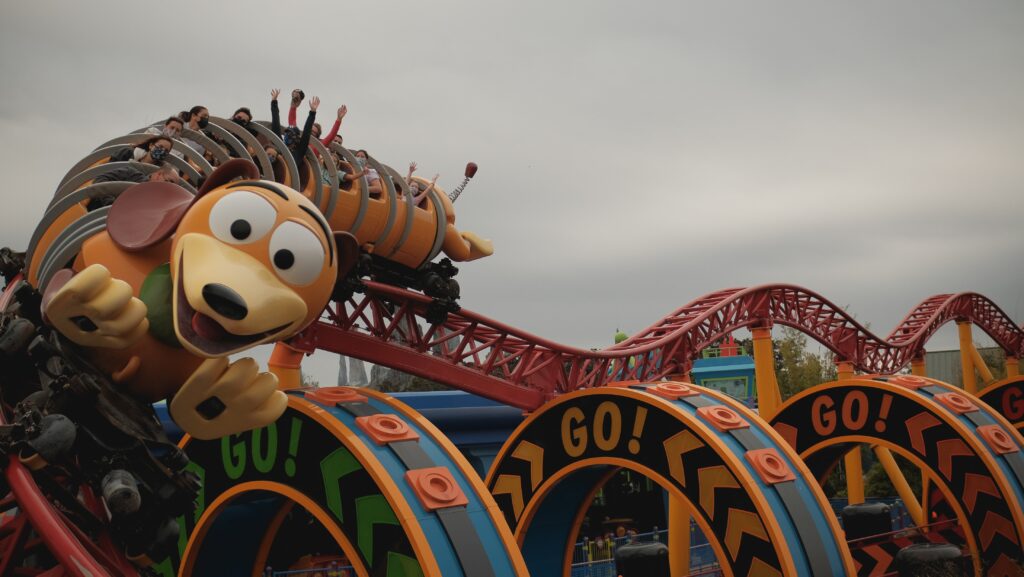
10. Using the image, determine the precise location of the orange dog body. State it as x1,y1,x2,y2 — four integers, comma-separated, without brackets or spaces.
34,160,356,439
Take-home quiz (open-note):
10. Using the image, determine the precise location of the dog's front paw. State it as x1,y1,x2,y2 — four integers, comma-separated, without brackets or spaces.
45,264,149,349
170,357,287,440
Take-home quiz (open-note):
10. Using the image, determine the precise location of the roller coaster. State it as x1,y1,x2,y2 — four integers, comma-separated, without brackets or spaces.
1,104,1022,577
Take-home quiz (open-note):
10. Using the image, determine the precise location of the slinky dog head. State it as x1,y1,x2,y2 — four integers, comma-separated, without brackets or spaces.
107,159,356,358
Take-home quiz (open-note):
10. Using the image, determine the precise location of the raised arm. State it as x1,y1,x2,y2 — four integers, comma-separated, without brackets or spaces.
320,105,345,146
296,96,319,160
405,161,417,184
289,89,304,127
270,88,282,135
413,173,439,206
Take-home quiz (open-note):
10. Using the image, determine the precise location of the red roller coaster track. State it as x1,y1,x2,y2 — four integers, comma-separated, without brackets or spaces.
290,282,1024,411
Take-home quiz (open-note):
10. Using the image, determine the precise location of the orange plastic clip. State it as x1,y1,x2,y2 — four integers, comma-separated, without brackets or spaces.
306,386,368,405
745,448,796,485
696,406,749,432
355,414,420,445
647,382,701,401
977,425,1018,455
934,392,978,414
890,375,928,390
405,467,469,511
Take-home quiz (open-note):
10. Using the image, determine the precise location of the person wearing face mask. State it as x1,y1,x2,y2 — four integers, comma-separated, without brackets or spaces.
312,105,346,148
354,149,383,198
87,164,181,210
212,106,256,159
270,88,319,186
230,106,257,136
131,136,174,166
264,145,288,184
145,116,186,159
179,105,210,156
403,161,440,207
322,147,369,187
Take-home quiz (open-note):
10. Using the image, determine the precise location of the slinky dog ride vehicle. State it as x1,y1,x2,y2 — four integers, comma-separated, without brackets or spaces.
0,108,493,570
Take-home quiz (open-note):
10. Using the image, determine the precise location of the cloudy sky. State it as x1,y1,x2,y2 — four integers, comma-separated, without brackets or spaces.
1,1,1021,385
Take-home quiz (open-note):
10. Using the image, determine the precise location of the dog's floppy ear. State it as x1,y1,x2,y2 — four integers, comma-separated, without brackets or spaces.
197,159,261,197
108,182,195,251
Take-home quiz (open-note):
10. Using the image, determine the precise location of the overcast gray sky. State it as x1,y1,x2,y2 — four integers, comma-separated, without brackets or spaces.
2,1,1021,385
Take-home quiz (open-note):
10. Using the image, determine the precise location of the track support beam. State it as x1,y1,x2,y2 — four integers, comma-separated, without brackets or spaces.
958,321,980,394
668,498,691,576
873,446,924,528
751,326,782,420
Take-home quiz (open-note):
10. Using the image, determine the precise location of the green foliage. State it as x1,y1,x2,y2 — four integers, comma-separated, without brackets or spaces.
773,327,837,401
821,446,923,500
822,461,848,498
370,369,450,393
865,451,922,498
979,347,1008,382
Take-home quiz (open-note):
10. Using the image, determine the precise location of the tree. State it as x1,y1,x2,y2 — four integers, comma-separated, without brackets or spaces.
979,347,1008,382
864,451,922,498
773,327,837,401
369,365,450,392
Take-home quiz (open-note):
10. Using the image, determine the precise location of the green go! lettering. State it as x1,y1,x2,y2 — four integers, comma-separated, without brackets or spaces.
252,423,278,474
222,433,246,480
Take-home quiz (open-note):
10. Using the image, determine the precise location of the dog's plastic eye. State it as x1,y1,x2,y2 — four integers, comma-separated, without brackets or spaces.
269,221,325,286
208,191,276,245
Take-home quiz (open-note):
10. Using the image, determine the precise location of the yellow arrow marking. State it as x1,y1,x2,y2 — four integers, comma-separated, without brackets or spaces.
747,557,782,577
724,508,769,560
492,474,525,522
698,466,740,519
512,440,544,491
663,430,705,487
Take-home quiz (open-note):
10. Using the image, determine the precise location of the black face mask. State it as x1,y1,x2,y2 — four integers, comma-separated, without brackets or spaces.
150,147,169,162
198,117,209,129
232,116,249,126
284,128,300,148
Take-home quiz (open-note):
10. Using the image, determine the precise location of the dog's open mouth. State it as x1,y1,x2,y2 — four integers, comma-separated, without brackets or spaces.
175,258,290,356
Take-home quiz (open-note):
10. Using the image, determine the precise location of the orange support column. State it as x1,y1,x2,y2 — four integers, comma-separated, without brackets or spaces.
908,357,932,523
836,361,855,381
751,326,782,420
668,498,690,576
268,342,305,390
874,446,925,527
837,361,865,504
969,345,995,389
957,321,978,395
921,474,931,531
911,358,927,377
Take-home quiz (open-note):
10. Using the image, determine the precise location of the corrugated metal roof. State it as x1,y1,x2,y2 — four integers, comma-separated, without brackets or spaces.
924,347,1005,387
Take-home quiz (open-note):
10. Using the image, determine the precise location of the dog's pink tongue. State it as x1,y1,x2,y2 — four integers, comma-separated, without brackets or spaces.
192,312,230,341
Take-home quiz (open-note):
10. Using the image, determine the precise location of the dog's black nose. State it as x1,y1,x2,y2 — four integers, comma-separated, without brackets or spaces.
201,284,248,320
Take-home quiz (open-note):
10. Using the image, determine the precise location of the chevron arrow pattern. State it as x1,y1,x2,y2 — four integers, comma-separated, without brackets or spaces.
664,430,704,488
724,508,769,560
698,466,741,520
511,440,544,491
905,412,941,456
492,474,525,522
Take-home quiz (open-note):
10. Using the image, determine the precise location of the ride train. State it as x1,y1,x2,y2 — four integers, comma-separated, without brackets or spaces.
0,105,494,571
30,112,492,323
